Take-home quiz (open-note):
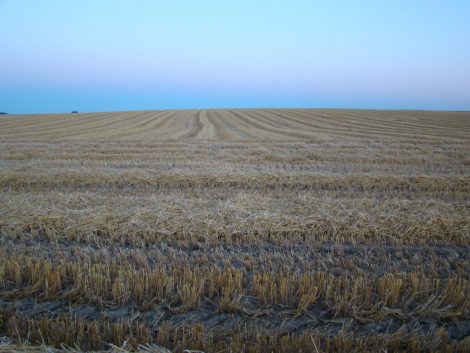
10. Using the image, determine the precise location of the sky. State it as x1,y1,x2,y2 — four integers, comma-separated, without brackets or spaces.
1,0,470,113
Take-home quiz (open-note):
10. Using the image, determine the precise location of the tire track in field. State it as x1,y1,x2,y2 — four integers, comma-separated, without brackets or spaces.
339,110,470,139
127,111,181,140
224,110,280,140
0,112,137,140
63,111,165,140
254,109,333,140
217,110,262,140
1,109,469,142
292,109,394,135
238,110,320,141
206,110,226,140
177,110,204,140
92,111,172,140
0,114,60,130
260,109,366,141
146,110,191,140
213,110,251,140
0,112,125,137
315,109,467,139
65,111,158,140
284,110,398,141
288,110,437,141
193,110,216,140
325,110,445,135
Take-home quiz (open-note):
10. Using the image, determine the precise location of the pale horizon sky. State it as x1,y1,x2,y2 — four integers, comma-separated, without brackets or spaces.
1,0,470,113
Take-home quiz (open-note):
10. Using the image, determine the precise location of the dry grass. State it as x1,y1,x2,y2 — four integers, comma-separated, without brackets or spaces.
0,109,469,352
1,109,469,142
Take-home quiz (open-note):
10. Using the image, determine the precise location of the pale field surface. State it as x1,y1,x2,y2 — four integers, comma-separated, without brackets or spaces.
0,109,469,352
1,109,470,142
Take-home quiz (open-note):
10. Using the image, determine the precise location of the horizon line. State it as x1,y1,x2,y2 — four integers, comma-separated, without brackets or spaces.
4,106,470,116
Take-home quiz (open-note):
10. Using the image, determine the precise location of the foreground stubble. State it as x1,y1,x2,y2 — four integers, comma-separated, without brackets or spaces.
0,109,469,352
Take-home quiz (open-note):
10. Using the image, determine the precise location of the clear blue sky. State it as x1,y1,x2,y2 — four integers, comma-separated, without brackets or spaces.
1,0,470,113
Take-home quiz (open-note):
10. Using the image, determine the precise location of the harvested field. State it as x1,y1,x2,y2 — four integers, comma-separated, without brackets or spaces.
1,109,470,142
0,109,469,352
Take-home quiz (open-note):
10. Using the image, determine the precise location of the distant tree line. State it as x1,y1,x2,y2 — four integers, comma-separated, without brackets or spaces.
71,110,79,114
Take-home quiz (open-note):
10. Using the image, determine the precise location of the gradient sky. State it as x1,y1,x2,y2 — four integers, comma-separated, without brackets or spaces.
1,0,470,113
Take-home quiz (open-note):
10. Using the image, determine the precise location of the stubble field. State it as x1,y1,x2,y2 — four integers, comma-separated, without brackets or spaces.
0,109,469,352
